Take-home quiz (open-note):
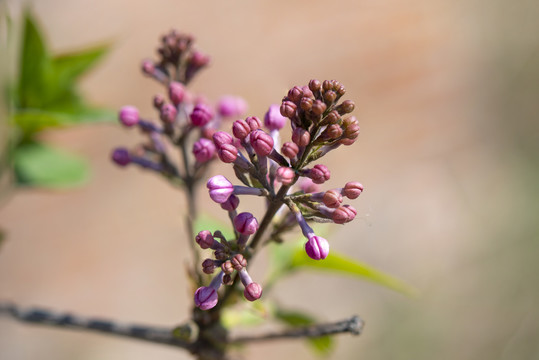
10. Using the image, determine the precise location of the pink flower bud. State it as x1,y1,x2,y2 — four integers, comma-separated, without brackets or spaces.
118,106,139,127
250,130,274,156
217,96,248,117
193,138,216,163
196,230,215,249
292,128,310,147
202,259,216,274
141,60,155,75
244,283,262,301
217,143,238,163
231,254,247,271
194,286,218,310
343,182,364,199
233,212,259,235
311,99,327,116
287,86,304,103
207,175,234,203
221,260,234,275
190,103,213,127
308,164,330,184
305,235,329,260
160,103,177,123
168,82,185,105
245,116,262,132
189,51,210,67
323,189,343,208
232,119,251,140
212,131,234,148
281,142,299,159
220,194,240,211
280,100,297,118
332,205,357,224
276,166,295,185
264,104,287,131
153,95,165,109
299,178,320,193
111,148,131,166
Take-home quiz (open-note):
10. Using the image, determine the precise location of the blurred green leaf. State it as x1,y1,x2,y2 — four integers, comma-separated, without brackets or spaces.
194,213,235,240
222,307,266,328
13,142,90,188
274,308,334,356
290,247,417,297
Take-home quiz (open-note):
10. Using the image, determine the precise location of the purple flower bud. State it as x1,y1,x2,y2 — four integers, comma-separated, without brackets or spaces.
196,230,215,249
299,178,320,193
300,97,314,111
189,51,210,67
321,124,343,141
245,116,262,132
287,86,304,104
220,194,240,211
193,138,216,163
207,175,234,203
323,90,337,104
233,212,259,235
292,128,311,147
343,182,364,199
153,94,165,109
280,100,297,118
168,81,185,105
232,119,251,140
194,286,218,310
301,85,314,99
323,189,343,208
307,164,330,184
305,235,329,260
118,106,139,127
250,130,274,156
244,282,263,301
337,100,355,115
217,96,248,117
111,148,131,166
217,143,238,163
309,79,322,92
221,260,234,275
332,205,357,224
281,142,299,159
311,99,327,116
202,258,216,274
141,60,155,75
214,248,228,261
160,103,177,123
264,104,287,131
212,131,234,148
231,254,247,271
190,103,213,127
276,166,295,185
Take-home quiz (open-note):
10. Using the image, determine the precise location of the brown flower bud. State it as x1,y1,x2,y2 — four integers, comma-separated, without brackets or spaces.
231,254,247,271
300,97,313,111
322,80,332,91
281,142,299,158
325,110,340,125
287,86,304,104
214,248,228,261
323,189,343,208
311,100,327,116
280,101,297,118
223,274,233,285
309,79,322,92
323,90,337,104
202,259,216,274
337,100,355,115
322,124,343,141
292,127,311,147
221,260,234,274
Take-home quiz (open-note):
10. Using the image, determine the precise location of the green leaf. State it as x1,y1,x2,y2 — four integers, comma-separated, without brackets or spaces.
13,142,90,188
274,308,334,356
52,44,109,88
290,248,417,297
194,213,235,240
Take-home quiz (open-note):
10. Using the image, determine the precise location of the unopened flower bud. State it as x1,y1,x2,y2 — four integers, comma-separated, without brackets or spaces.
223,274,233,285
217,143,238,163
193,138,216,163
189,51,210,67
250,130,274,156
323,189,343,208
244,282,262,301
337,100,355,115
307,164,330,184
160,103,177,123
280,100,297,118
276,166,295,185
168,82,185,105
202,259,216,274
264,104,286,131
245,116,262,132
141,60,155,75
212,131,234,147
311,100,327,116
233,212,259,235
332,205,357,224
305,235,330,260
287,86,304,103
190,103,213,127
220,194,240,211
217,96,247,117
221,260,234,275
231,254,247,271
196,230,215,249
322,124,343,141
323,90,337,104
118,106,139,127
292,128,310,147
111,148,131,166
194,286,218,310
214,248,228,261
342,116,360,140
153,94,165,109
232,119,251,140
343,182,364,199
309,79,321,92
325,110,340,125
300,96,314,111
207,175,234,203
322,80,332,91
281,142,299,159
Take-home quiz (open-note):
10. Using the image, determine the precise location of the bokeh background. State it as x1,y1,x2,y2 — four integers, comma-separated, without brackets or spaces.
1,0,539,359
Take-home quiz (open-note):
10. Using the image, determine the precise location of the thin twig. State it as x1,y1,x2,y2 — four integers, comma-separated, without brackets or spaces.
0,303,193,350
230,315,364,344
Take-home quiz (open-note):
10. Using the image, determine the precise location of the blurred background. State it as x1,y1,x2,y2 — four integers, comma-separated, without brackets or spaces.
1,0,539,359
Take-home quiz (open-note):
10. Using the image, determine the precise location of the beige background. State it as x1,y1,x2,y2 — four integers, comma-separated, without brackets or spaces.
1,0,539,359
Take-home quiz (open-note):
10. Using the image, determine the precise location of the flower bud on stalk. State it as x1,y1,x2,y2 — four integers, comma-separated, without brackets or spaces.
111,148,131,166
217,143,238,163
332,205,358,224
238,268,262,301
196,230,221,250
194,271,223,310
160,103,177,124
264,104,287,131
202,259,217,274
276,166,295,185
193,138,216,163
303,164,331,184
118,106,140,127
343,182,364,199
168,82,185,105
281,142,299,159
207,175,234,203
190,103,213,127
305,235,330,260
213,131,234,147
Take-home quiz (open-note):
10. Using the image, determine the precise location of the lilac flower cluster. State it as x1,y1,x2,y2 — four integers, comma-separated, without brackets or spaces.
111,30,247,185
195,79,363,310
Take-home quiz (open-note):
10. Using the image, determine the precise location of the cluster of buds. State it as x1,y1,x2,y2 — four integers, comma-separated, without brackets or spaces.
195,80,363,310
111,30,247,185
